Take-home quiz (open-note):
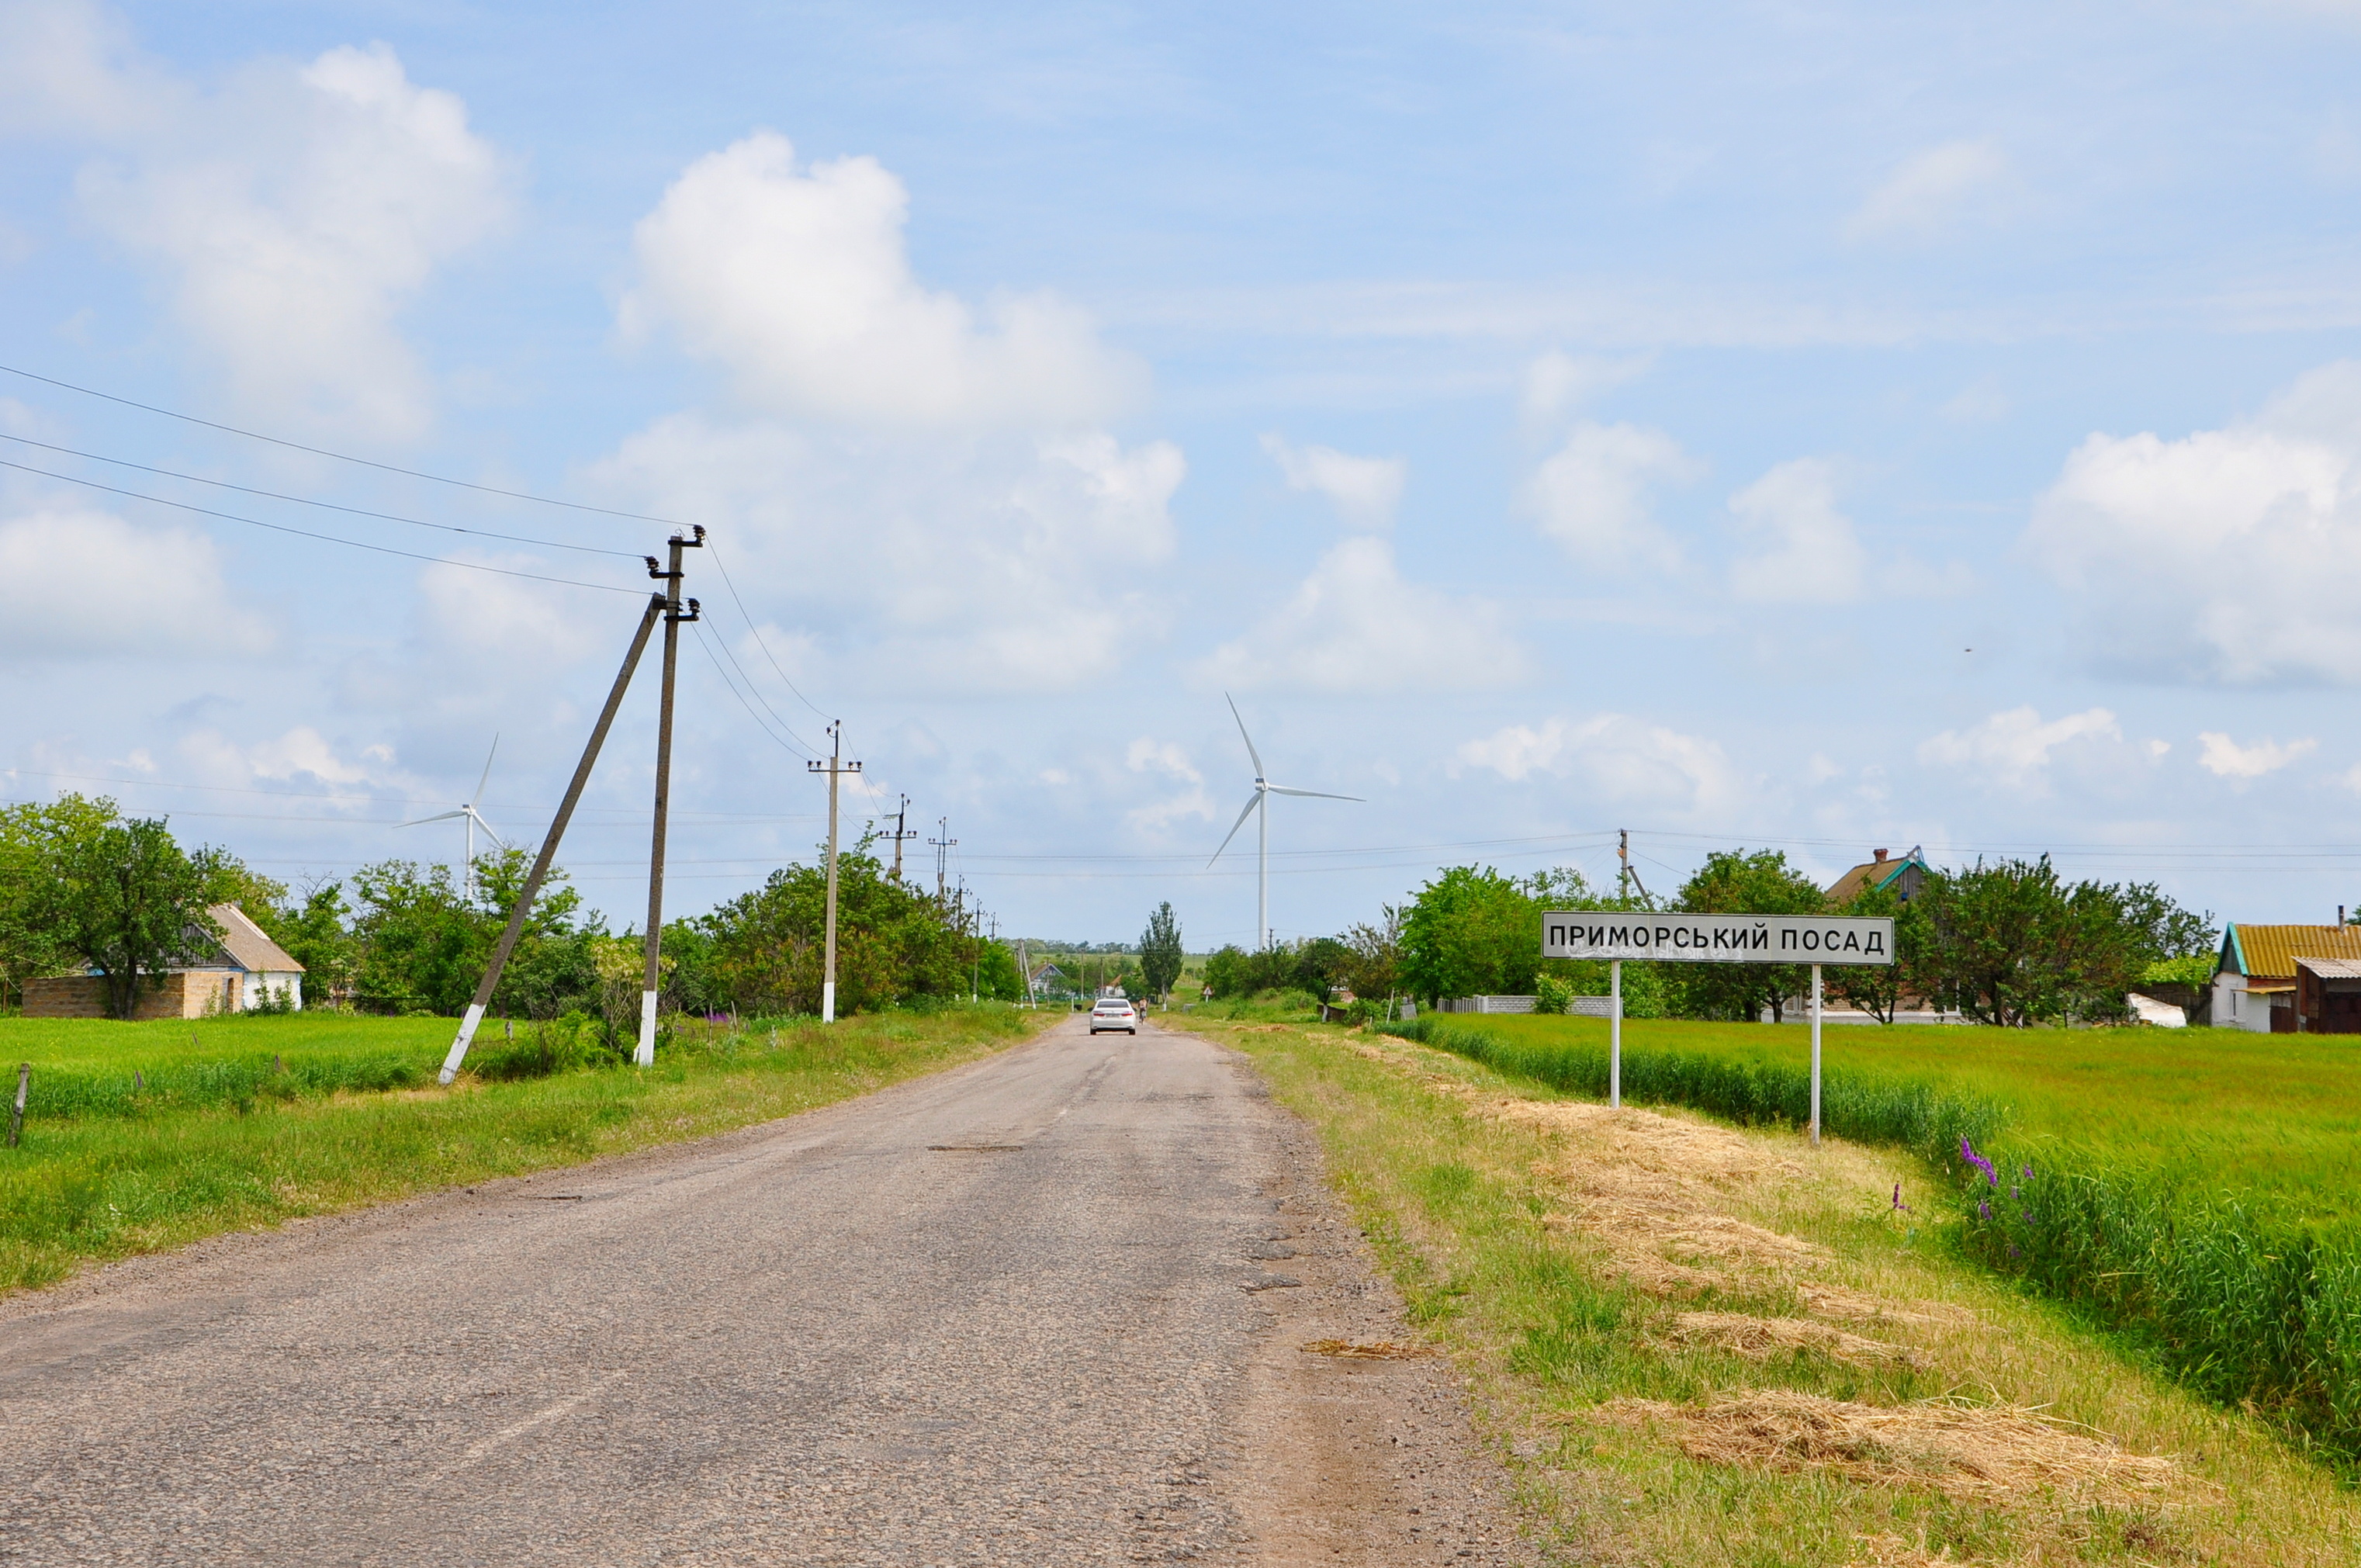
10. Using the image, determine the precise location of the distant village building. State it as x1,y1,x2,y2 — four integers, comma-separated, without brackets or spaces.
21,904,305,1020
2211,923,2361,1033
1824,846,1930,906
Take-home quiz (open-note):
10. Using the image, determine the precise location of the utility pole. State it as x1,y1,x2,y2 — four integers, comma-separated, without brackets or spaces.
440,591,666,1084
1618,828,1650,905
928,819,957,902
1016,936,1033,1008
882,794,918,881
807,721,862,1023
639,528,703,1069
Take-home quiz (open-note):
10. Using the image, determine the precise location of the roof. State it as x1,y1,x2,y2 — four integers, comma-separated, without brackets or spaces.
2297,957,2361,981
2221,923,2361,979
206,903,304,974
1826,846,1928,905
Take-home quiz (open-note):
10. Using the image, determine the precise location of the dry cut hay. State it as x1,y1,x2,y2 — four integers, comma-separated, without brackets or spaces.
1667,1312,1930,1371
1800,1283,1978,1330
1299,1338,1437,1359
1592,1390,2181,1506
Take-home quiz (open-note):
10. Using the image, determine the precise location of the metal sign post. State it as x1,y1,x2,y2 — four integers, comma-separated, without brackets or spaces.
1542,912,1894,1145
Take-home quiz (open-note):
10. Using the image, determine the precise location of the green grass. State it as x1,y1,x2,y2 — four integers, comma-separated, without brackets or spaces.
1384,1012,2361,1469
1197,1019,2361,1566
0,1007,1045,1295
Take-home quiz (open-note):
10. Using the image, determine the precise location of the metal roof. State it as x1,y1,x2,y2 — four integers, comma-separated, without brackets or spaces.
1825,845,1927,905
2221,923,2361,978
2296,957,2361,981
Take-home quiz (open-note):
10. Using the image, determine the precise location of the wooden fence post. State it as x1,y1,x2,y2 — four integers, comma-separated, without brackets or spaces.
8,1063,27,1147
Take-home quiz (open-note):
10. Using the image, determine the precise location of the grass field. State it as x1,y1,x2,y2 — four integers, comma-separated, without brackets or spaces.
1196,1018,2361,1566
1379,1012,2361,1471
1458,1014,2361,1224
0,1007,1047,1295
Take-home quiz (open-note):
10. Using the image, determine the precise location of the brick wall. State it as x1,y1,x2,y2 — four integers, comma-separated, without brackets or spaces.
23,971,243,1020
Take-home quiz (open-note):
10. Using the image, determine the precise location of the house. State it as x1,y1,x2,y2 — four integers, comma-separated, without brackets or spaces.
1825,846,1930,906
2211,923,2361,1033
2296,958,2361,1035
21,904,306,1019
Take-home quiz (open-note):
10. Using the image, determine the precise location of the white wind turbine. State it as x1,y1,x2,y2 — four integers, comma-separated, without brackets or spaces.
1207,694,1361,951
400,736,507,902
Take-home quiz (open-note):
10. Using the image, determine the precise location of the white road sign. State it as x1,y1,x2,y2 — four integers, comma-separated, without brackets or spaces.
1542,912,1895,965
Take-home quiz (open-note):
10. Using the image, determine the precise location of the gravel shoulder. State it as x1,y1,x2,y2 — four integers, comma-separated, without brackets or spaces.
0,1014,1540,1565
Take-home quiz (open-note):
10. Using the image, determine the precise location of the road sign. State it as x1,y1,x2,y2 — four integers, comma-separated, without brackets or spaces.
1540,909,1895,1147
1542,912,1894,965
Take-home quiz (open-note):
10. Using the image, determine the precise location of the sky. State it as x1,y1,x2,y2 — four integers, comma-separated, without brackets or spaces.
5,0,2361,950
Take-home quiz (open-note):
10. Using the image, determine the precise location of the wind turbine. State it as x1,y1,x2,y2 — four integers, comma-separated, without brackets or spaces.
400,736,507,902
1207,694,1360,951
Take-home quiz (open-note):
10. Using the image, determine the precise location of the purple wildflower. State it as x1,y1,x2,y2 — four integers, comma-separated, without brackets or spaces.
1960,1136,1999,1188
1978,1199,1992,1222
2022,1165,2034,1181
1892,1182,1910,1213
2011,1186,2021,1201
2008,1244,2021,1258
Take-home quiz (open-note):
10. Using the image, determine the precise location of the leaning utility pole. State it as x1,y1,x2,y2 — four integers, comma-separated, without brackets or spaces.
639,527,704,1068
439,591,666,1084
807,721,862,1023
1618,828,1649,905
882,794,918,881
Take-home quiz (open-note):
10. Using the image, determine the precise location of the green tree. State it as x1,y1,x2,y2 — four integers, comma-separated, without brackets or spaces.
1918,858,2209,1026
28,813,225,1019
1671,849,1826,1023
1399,866,1546,1004
704,836,970,1015
1340,905,1404,1012
1822,877,1933,1024
255,881,358,1008
0,794,123,1009
1140,902,1184,1004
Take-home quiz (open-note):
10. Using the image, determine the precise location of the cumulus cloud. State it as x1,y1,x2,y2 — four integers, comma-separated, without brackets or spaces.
177,725,401,798
1518,349,1653,432
2027,362,2361,684
1453,714,1743,819
1124,737,1214,831
1726,459,1866,603
623,130,1141,429
1520,421,1697,572
1197,536,1526,693
1260,434,1404,530
3,10,511,441
0,504,268,659
1916,706,2121,791
2197,732,2318,779
1846,138,2016,242
594,416,1183,691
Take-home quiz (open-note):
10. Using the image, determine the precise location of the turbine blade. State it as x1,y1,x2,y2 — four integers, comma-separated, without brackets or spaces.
1206,791,1263,867
1265,785,1364,801
396,811,466,828
1224,693,1265,777
469,807,510,850
473,734,500,808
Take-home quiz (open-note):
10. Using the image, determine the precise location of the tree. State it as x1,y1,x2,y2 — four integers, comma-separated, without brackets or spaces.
1671,850,1825,1023
704,836,971,1015
28,812,224,1019
257,881,358,1008
1822,878,1934,1024
1918,857,2210,1026
0,794,123,1009
1341,905,1404,1014
1400,867,1546,1004
1140,902,1184,1005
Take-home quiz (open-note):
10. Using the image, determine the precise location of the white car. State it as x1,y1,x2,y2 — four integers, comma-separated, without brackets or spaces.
1089,998,1140,1035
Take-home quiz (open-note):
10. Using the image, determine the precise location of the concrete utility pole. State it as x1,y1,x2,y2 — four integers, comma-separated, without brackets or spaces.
928,819,957,902
1618,828,1649,905
807,722,862,1023
441,592,666,1084
640,528,703,1069
882,794,918,881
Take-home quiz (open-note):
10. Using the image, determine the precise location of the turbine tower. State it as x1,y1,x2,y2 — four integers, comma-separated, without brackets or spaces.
1207,694,1360,950
400,736,508,902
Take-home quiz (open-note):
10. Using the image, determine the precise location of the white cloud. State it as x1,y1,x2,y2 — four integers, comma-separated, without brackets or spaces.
1916,706,2120,791
1453,713,1743,819
593,416,1184,691
1520,421,1696,572
0,504,268,659
18,19,511,441
1940,376,2010,424
623,130,1141,429
1260,434,1404,531
2197,732,2318,779
1518,349,1653,431
1726,459,1866,603
417,555,611,672
1846,139,2015,243
1197,536,1526,693
2026,361,2361,684
1124,737,1213,831
177,725,400,795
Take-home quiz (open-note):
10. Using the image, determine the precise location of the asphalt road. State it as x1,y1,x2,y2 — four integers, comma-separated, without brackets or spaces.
0,1016,1536,1566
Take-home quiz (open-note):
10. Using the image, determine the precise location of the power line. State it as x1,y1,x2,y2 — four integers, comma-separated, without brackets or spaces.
703,535,833,723
0,361,692,528
688,620,818,760
0,431,644,558
0,457,642,595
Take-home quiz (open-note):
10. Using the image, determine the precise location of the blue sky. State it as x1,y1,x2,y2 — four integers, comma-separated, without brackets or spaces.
6,0,2361,948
